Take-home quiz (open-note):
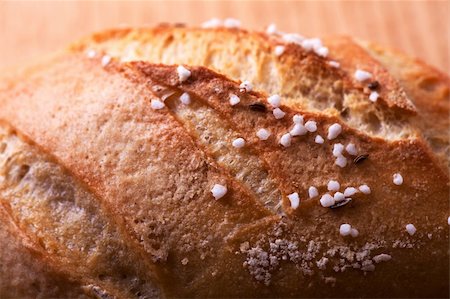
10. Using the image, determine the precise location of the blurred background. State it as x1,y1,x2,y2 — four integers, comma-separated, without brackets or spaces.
0,1,448,73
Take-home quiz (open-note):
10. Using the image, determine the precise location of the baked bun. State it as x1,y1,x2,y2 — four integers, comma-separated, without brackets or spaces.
0,24,448,298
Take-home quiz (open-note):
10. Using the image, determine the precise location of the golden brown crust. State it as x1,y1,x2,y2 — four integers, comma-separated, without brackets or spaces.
0,26,448,298
71,25,448,172
0,49,448,297
71,26,422,141
130,63,449,297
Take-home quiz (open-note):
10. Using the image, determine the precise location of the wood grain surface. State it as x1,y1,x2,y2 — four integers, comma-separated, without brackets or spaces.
0,1,448,73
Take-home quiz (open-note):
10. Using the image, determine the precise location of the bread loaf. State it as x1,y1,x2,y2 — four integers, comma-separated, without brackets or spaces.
0,24,448,298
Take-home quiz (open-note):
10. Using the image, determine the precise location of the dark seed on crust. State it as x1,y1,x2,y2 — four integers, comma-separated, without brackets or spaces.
354,154,369,164
330,198,352,209
249,103,267,112
368,81,380,90
340,107,349,118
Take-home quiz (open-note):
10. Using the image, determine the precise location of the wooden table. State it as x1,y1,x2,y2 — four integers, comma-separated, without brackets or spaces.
0,1,448,73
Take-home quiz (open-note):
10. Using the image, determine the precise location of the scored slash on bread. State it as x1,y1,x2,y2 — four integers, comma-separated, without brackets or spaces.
71,25,449,170
0,25,448,298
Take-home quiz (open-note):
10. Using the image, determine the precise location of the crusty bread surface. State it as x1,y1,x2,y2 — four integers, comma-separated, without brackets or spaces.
0,25,449,298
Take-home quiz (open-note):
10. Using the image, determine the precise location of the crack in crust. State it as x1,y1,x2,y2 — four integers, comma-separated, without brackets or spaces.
70,26,420,142
150,85,284,215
